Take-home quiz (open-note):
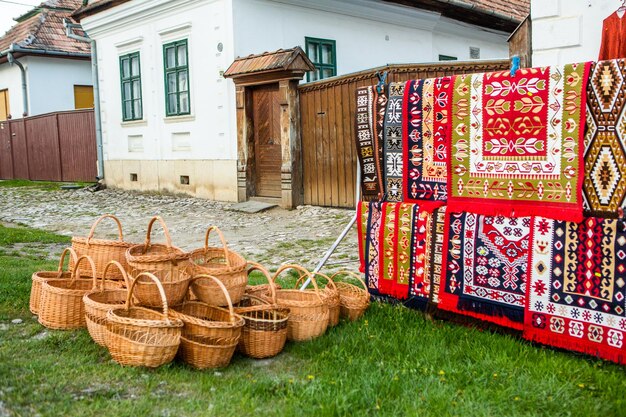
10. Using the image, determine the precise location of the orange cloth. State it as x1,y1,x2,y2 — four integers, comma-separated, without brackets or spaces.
599,11,626,60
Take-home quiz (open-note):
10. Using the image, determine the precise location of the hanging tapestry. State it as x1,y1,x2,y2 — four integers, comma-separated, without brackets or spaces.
364,201,383,293
427,206,447,305
583,59,626,218
394,202,415,299
448,63,592,222
383,82,405,201
357,201,370,273
379,203,399,296
438,212,531,330
403,77,451,208
525,216,626,364
408,207,431,308
355,86,386,199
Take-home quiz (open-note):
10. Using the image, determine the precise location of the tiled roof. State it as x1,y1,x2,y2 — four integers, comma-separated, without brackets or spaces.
224,47,315,78
72,0,131,22
0,0,90,55
463,0,529,22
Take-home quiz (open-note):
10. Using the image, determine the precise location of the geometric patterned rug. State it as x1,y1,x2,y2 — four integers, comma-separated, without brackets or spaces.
583,59,626,218
448,63,592,222
384,82,406,202
525,216,626,364
438,211,531,330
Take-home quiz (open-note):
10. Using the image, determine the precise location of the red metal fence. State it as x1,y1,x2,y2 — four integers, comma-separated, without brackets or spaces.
0,109,97,182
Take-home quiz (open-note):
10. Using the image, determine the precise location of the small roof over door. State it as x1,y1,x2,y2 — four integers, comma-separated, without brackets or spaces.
224,46,315,86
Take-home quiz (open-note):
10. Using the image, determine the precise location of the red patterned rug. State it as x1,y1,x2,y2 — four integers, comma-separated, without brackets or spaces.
448,63,592,222
525,216,626,364
438,211,531,330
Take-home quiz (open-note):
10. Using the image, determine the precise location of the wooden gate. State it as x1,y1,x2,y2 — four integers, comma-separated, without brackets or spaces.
0,109,97,182
252,83,282,198
298,59,510,208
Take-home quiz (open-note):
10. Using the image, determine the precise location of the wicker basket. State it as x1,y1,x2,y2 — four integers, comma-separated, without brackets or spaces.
38,255,98,330
71,214,134,280
125,216,191,307
172,275,245,369
329,271,370,321
188,226,247,306
296,271,340,327
106,272,184,368
234,262,289,359
83,261,131,346
30,247,77,315
272,264,329,342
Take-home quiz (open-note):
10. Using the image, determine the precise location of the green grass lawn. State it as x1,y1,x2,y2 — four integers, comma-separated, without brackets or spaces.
0,225,625,417
0,179,95,191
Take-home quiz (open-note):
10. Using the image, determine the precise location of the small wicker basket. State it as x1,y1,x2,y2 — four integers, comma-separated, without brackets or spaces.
329,271,370,321
272,264,329,342
188,226,247,306
71,214,134,280
30,247,77,315
83,261,130,346
234,262,289,359
38,255,98,330
125,216,191,307
106,272,184,368
172,275,245,369
296,271,340,327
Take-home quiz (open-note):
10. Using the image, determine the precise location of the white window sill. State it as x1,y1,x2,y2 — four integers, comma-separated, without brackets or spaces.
121,119,148,127
164,114,195,123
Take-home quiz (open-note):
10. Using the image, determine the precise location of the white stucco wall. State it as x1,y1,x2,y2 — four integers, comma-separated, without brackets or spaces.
532,0,615,66
0,56,91,118
0,61,25,118
232,0,509,75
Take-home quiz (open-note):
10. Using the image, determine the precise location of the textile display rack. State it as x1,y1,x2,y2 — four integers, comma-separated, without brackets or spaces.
303,56,626,365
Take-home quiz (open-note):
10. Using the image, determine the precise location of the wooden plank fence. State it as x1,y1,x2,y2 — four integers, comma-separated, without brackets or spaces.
0,109,97,182
298,59,510,208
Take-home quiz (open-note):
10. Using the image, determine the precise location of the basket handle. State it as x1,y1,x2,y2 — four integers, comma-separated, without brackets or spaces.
246,261,277,304
71,255,97,289
86,214,124,246
329,270,367,291
191,274,237,322
144,216,174,251
203,226,231,267
57,247,79,278
272,264,323,303
101,260,131,291
126,272,171,319
295,271,337,291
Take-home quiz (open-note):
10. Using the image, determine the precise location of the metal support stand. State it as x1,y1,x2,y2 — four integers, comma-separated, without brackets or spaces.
299,164,362,290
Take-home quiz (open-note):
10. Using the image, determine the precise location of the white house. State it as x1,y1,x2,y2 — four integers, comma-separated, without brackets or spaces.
0,0,93,120
531,0,618,66
74,0,528,204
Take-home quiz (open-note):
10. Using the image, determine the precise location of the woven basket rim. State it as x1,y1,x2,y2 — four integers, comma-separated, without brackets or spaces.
126,243,190,263
107,306,184,328
172,301,245,329
71,236,134,248
189,247,247,272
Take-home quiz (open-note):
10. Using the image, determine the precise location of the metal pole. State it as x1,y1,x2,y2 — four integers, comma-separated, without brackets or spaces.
299,163,361,290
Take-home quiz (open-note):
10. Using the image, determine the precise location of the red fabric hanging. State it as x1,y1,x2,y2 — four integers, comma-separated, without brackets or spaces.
599,11,626,61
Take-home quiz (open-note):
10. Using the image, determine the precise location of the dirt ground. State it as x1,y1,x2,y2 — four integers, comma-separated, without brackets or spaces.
0,185,359,272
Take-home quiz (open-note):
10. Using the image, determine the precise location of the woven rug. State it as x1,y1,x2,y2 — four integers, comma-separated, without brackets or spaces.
357,201,370,273
364,201,383,294
525,216,626,364
448,63,592,222
438,212,531,330
583,59,626,218
355,86,386,199
427,206,447,306
403,77,451,209
408,206,431,307
379,202,399,296
383,82,406,202
394,202,415,299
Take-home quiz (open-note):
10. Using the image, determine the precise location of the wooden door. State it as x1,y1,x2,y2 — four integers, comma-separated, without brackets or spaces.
252,83,282,198
0,121,13,179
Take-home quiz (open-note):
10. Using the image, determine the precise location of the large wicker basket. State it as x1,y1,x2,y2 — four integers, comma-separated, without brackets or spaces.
188,226,247,306
38,255,98,330
125,216,191,307
106,272,183,368
329,271,370,321
296,271,340,327
30,247,77,315
272,264,329,342
234,262,289,359
83,261,130,346
71,214,134,280
172,275,245,369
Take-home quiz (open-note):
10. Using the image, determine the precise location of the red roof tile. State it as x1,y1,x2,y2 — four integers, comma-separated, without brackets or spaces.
224,47,315,78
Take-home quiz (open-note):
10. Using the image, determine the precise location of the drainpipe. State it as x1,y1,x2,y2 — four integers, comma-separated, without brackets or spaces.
6,45,28,117
64,19,104,180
